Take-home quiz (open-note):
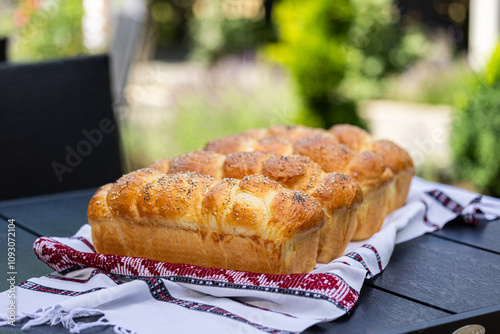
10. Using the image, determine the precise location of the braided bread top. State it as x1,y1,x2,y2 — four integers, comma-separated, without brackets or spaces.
88,169,326,241
150,150,362,213
203,124,413,181
202,126,398,193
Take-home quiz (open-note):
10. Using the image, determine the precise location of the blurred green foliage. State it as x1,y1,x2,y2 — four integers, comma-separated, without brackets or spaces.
0,4,13,39
7,0,88,61
485,43,500,85
451,42,500,196
188,1,274,63
265,0,428,129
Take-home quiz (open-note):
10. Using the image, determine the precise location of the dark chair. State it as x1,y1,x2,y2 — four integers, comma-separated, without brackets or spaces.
0,55,123,200
0,37,7,62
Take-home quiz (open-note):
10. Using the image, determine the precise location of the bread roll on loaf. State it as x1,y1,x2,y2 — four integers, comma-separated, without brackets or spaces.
292,136,394,240
88,169,326,274
329,124,414,213
150,151,363,262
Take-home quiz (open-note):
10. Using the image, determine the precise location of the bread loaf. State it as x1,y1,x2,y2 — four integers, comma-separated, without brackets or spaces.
88,169,326,274
150,151,363,262
203,124,414,240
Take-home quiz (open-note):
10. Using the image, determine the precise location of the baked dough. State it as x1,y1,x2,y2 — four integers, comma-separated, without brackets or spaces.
88,169,326,274
150,151,363,262
202,124,414,240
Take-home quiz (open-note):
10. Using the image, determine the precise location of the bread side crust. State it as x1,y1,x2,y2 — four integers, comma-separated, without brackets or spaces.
350,185,391,241
91,217,320,274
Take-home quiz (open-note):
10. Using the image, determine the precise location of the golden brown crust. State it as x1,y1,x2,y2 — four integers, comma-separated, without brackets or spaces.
329,124,374,151
372,140,415,212
87,183,114,254
148,150,362,262
223,151,272,180
311,172,363,211
310,172,363,261
269,187,327,236
87,183,113,222
203,129,266,154
198,124,414,242
268,125,329,141
151,124,412,246
202,177,240,224
167,150,226,180
106,168,166,222
148,158,171,174
372,140,414,177
292,136,356,173
142,171,217,225
204,125,413,189
88,170,325,274
152,150,363,213
350,186,391,240
342,151,394,193
254,136,293,155
260,154,322,190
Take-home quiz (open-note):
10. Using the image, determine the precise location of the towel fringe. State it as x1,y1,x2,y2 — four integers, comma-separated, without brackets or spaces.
20,305,135,333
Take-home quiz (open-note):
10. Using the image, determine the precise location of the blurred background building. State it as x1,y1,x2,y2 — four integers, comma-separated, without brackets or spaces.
1,0,500,196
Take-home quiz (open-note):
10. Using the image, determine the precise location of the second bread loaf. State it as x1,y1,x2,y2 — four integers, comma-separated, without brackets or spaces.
203,126,399,241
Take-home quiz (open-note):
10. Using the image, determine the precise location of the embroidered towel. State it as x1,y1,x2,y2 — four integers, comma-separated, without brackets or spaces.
1,177,499,333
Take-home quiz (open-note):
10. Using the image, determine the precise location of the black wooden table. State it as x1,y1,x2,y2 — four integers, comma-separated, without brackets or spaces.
1,189,499,333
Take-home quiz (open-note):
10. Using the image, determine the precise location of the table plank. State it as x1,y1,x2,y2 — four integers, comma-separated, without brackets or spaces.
376,303,500,334
433,218,500,254
0,188,97,237
369,234,500,314
0,219,53,292
304,285,450,333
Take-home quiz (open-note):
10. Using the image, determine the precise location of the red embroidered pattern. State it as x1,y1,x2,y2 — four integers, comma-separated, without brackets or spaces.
33,237,359,311
345,252,372,278
46,269,123,285
361,244,383,273
20,280,105,296
421,200,440,230
426,189,464,213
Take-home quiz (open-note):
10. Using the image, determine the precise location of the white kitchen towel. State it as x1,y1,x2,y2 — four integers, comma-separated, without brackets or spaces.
1,176,499,333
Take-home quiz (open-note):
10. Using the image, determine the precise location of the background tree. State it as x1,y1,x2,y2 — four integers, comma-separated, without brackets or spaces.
265,0,428,129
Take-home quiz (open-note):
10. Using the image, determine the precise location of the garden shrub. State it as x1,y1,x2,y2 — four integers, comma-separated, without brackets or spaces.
265,0,427,129
451,41,500,196
485,41,500,85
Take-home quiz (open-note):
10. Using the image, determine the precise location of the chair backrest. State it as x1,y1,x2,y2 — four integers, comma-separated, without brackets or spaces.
0,37,7,62
109,0,147,106
0,55,123,200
